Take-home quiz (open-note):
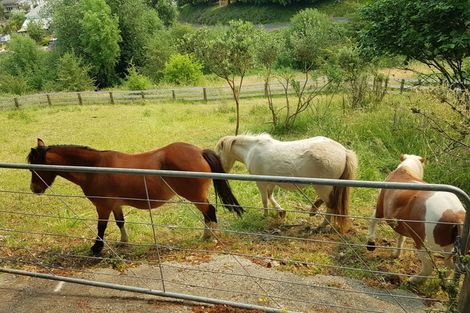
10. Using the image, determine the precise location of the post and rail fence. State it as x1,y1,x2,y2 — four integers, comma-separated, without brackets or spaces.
0,163,468,312
0,78,420,110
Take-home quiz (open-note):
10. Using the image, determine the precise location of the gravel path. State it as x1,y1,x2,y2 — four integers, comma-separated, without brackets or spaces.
0,254,441,313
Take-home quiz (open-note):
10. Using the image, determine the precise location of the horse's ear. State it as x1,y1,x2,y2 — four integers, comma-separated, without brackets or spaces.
399,154,405,161
37,138,45,147
419,157,425,164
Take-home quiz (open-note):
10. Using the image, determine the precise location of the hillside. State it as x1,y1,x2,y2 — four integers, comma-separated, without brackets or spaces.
178,0,368,25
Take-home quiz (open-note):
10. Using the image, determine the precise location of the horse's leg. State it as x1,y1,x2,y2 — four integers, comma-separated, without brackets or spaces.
113,207,128,244
195,201,217,240
267,186,285,218
410,248,433,284
367,210,380,251
392,235,406,258
256,182,270,217
309,198,324,216
313,185,334,231
91,207,111,256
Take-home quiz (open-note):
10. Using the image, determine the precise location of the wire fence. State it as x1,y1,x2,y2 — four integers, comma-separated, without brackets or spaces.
0,77,420,110
0,164,468,312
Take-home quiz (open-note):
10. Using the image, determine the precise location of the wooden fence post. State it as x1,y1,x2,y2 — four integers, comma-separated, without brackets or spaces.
400,79,405,93
203,88,207,102
46,94,52,106
172,90,176,101
77,93,83,105
109,92,114,105
141,91,145,100
14,97,19,109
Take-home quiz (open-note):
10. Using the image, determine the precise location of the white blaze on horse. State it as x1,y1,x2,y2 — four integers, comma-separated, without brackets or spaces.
367,154,467,283
215,134,358,233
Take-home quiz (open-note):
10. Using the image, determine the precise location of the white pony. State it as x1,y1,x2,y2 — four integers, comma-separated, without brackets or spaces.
366,154,467,283
215,133,358,233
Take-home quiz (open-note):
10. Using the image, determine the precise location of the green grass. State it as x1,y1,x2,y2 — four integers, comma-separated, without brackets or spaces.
178,0,370,25
0,92,466,305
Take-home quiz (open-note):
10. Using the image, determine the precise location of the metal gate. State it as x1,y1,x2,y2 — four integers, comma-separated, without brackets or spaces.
0,163,468,312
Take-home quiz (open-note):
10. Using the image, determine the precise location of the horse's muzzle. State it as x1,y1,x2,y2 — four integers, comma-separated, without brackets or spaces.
30,183,45,194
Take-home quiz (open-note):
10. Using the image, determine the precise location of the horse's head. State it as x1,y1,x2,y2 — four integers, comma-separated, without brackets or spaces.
27,138,57,194
399,154,425,179
215,136,237,172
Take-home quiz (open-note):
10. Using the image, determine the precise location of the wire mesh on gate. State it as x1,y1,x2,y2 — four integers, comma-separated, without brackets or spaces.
0,164,468,313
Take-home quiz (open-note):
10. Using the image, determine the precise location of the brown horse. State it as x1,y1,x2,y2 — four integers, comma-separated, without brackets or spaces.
27,139,243,255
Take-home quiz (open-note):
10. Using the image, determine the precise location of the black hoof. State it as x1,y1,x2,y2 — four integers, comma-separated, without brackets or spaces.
366,241,376,251
90,241,104,256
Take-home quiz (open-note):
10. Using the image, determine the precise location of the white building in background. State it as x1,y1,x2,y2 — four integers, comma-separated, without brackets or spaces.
18,0,49,32
1,0,19,13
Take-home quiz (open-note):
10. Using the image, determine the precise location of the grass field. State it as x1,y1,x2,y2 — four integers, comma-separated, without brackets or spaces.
178,0,369,25
0,90,466,306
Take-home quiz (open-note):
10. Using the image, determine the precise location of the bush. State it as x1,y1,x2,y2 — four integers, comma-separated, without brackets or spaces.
55,52,95,91
0,73,29,95
123,66,154,90
140,30,176,83
27,20,46,44
163,53,203,85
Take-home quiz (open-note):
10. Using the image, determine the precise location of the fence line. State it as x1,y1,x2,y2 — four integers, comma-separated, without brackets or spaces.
0,163,468,312
0,78,419,110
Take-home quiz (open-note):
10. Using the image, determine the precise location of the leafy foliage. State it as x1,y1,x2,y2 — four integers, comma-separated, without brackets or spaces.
359,0,470,89
122,65,154,90
26,20,46,44
163,53,203,85
1,35,48,91
48,0,121,87
106,0,163,75
187,20,258,134
141,30,178,83
79,0,121,87
55,52,95,91
147,0,178,27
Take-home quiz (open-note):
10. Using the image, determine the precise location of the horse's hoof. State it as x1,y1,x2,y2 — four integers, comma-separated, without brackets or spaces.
90,242,104,256
278,210,286,219
366,241,376,251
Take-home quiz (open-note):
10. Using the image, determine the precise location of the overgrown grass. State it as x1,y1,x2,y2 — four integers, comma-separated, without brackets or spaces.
0,91,466,305
178,0,370,25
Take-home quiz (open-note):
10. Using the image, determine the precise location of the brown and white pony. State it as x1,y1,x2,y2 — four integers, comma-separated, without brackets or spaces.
215,134,358,233
367,154,466,283
28,139,244,255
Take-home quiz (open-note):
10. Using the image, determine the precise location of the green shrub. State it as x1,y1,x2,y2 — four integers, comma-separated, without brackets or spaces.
0,73,29,95
55,52,95,91
163,53,203,85
123,66,154,90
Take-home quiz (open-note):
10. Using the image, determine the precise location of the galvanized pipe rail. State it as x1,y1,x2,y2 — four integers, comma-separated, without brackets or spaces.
0,163,469,312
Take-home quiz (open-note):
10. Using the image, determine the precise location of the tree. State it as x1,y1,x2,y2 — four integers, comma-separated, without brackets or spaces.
27,20,46,44
190,20,257,135
141,30,176,82
55,52,95,91
48,0,120,87
79,0,121,86
255,30,283,127
0,2,6,21
2,34,47,91
7,10,25,32
359,0,470,89
280,9,343,130
147,0,178,27
106,0,163,75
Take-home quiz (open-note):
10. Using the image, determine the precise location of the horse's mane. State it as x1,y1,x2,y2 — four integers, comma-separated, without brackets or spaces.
27,144,107,163
217,133,275,155
236,132,275,144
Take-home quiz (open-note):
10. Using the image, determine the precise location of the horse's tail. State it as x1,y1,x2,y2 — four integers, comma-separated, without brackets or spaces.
329,149,358,233
202,149,244,217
